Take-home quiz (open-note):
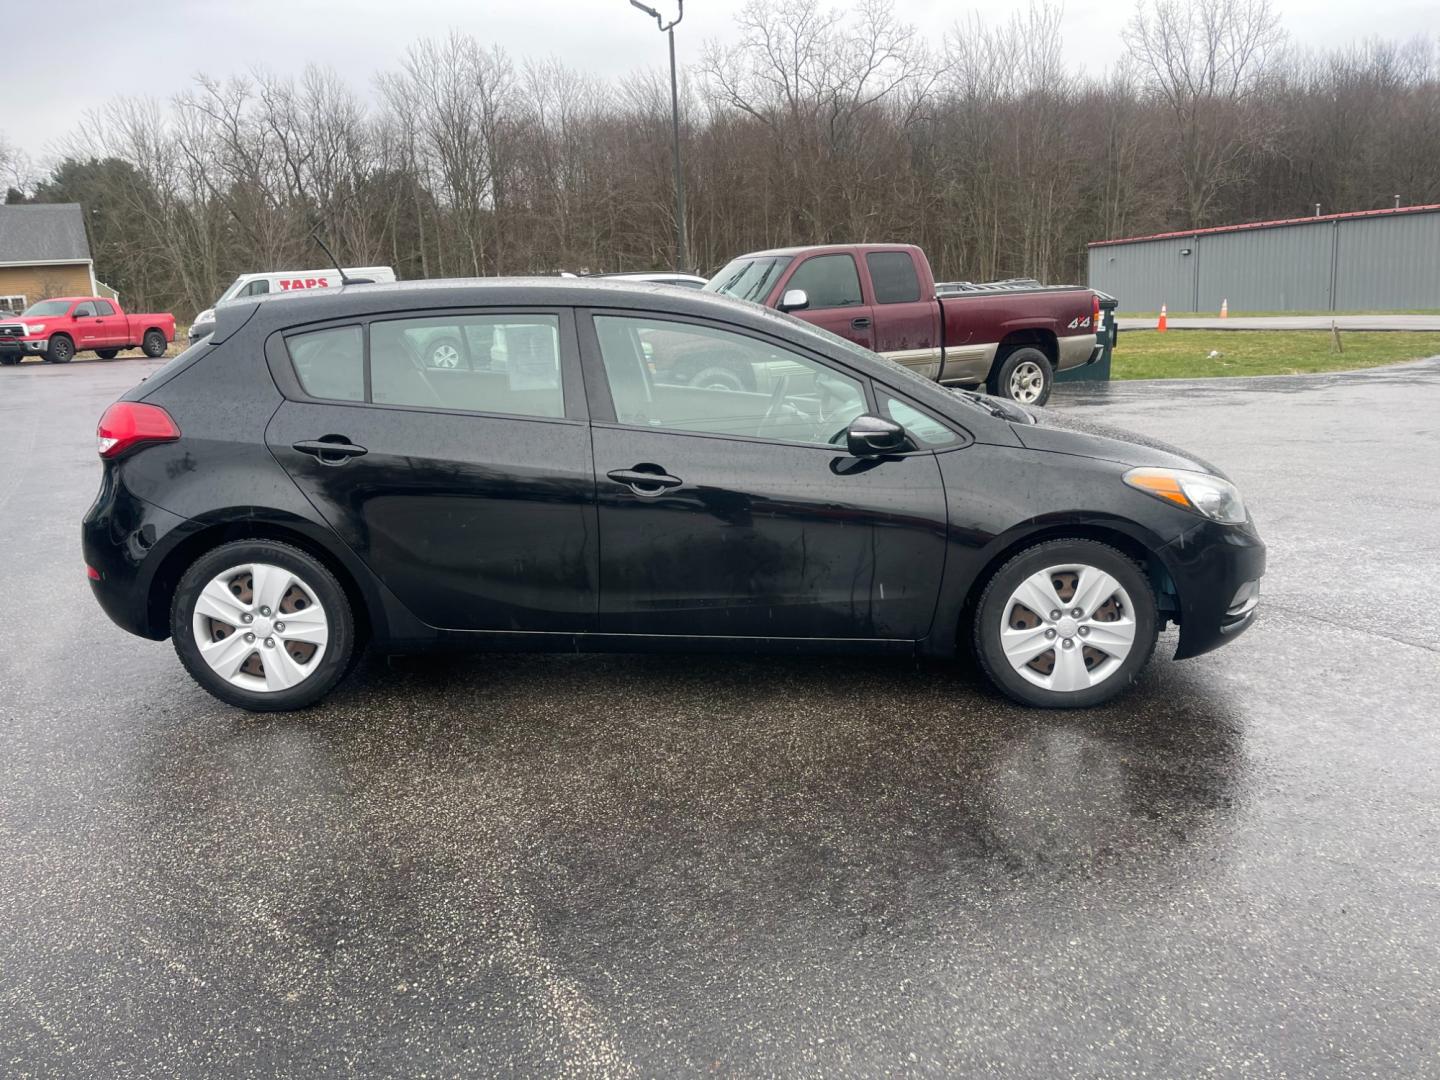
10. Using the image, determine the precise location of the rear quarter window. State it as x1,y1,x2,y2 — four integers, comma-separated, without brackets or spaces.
285,325,364,402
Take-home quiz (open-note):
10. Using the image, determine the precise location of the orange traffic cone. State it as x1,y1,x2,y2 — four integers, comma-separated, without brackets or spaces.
1220,298,1229,319
1157,304,1168,332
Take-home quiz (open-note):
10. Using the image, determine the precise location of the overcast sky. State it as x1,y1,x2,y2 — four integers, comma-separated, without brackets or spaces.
6,0,1437,163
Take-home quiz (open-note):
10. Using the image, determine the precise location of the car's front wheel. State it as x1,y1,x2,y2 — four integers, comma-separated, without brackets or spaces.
973,539,1158,708
170,540,355,711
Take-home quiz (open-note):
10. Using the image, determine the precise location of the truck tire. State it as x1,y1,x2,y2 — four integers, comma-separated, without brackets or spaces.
0,354,19,366
141,330,167,358
989,346,1052,406
96,349,120,360
45,335,75,364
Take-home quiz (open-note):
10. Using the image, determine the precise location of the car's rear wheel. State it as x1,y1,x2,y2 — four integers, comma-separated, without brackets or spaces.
96,349,119,360
989,346,1052,406
141,330,167,358
170,540,355,711
45,335,74,363
973,539,1158,708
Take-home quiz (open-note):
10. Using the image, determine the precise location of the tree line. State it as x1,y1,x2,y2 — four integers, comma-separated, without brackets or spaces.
3,0,1437,321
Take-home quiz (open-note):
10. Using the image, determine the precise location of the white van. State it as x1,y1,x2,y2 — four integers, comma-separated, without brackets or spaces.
187,266,396,341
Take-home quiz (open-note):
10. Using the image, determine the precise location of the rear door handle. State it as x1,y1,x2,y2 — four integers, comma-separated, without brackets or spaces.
851,317,872,330
607,467,682,496
293,438,368,464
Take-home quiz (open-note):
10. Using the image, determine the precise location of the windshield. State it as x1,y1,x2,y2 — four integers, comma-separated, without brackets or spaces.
704,256,792,304
22,300,72,317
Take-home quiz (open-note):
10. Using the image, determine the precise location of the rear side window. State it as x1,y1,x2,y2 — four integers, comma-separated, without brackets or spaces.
286,325,364,402
866,252,921,304
370,315,564,418
785,255,863,309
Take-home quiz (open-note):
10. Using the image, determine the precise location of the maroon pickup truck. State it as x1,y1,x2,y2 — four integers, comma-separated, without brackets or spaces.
705,243,1102,404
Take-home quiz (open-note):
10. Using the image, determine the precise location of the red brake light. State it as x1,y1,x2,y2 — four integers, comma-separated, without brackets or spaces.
1093,293,1101,324
96,402,180,458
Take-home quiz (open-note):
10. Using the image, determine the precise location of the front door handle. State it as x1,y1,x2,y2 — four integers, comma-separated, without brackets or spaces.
851,316,872,330
607,466,682,497
293,437,368,465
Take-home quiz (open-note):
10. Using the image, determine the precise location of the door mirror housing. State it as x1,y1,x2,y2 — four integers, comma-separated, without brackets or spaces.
846,414,907,457
778,288,809,312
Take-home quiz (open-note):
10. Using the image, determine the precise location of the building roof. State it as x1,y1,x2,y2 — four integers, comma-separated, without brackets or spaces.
0,203,91,263
1088,203,1440,248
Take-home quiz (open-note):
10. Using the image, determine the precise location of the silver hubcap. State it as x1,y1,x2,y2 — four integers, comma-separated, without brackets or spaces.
1008,361,1045,403
1000,564,1136,692
192,563,329,693
431,343,460,368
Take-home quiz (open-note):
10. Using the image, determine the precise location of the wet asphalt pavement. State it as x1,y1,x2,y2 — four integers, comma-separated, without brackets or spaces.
2,355,1439,1078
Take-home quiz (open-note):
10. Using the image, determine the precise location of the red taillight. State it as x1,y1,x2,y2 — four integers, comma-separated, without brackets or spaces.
1093,293,1101,327
96,402,180,458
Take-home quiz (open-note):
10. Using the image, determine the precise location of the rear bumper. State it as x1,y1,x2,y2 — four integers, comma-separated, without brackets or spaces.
82,469,196,640
1160,519,1267,660
1056,333,1102,372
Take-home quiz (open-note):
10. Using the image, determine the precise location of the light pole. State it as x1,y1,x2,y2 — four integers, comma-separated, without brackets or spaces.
630,0,687,273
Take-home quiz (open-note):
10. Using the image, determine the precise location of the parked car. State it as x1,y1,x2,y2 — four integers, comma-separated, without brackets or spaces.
187,266,396,341
0,297,175,364
705,243,1101,405
83,278,1263,712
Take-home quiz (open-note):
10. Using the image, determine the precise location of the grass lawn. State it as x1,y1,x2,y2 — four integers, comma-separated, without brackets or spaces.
1110,330,1440,380
1115,308,1440,318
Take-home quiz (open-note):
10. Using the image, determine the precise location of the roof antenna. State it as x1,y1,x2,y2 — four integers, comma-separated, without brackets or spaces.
309,223,358,286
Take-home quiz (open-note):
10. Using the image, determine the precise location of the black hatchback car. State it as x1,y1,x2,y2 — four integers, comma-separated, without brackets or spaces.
83,279,1264,712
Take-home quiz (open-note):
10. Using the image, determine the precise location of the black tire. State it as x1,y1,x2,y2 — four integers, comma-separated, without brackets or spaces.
45,335,74,364
973,538,1158,709
988,345,1052,406
96,349,120,360
170,539,356,712
141,330,167,358
0,354,19,366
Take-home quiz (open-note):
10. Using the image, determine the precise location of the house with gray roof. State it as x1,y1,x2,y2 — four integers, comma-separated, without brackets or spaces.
0,203,97,316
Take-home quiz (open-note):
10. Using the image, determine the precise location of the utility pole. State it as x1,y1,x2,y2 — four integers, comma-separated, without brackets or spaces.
629,0,687,273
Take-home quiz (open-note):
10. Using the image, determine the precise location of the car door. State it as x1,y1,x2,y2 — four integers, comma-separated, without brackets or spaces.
70,301,99,347
863,251,943,380
581,310,949,642
263,309,598,633
777,253,875,350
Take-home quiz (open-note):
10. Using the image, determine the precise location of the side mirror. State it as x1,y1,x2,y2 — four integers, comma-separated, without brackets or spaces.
778,288,809,312
846,414,907,457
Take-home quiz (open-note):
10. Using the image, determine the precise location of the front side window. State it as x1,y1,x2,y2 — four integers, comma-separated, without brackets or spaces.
286,325,364,402
594,315,867,447
784,254,863,309
94,300,116,316
866,252,922,304
73,302,97,318
242,280,271,297
881,393,960,448
370,314,563,418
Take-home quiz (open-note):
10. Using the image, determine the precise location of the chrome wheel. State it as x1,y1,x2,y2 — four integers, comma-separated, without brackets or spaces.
1008,360,1045,403
1000,563,1136,692
430,342,461,368
191,562,329,693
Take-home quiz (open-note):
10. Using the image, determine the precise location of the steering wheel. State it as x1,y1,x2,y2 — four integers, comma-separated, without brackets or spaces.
754,375,791,436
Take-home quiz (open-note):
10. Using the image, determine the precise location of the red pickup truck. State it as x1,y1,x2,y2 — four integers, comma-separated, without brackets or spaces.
704,243,1101,404
0,297,176,365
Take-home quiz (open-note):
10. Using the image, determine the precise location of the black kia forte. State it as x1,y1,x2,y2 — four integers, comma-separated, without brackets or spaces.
82,279,1264,712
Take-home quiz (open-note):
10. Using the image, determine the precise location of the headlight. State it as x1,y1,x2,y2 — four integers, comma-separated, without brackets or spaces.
24,322,43,334
1123,467,1247,524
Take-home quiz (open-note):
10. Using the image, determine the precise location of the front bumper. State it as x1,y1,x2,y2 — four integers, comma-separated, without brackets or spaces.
0,337,50,356
1160,518,1267,660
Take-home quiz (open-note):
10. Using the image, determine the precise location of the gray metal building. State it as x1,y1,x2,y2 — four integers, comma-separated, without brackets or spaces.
1087,204,1440,312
